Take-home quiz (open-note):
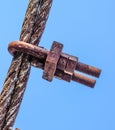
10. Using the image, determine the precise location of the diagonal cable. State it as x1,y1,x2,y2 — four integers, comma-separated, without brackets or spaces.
0,0,52,129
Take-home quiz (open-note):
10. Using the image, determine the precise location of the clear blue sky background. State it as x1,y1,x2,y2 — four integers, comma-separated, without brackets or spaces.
0,0,115,130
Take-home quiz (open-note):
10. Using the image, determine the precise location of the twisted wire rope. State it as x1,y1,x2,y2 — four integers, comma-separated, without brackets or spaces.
0,0,52,129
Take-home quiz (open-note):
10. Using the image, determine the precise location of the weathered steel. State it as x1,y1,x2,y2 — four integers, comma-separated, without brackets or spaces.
57,53,68,71
8,41,48,60
8,40,101,88
0,0,101,129
76,62,101,77
55,69,73,82
8,41,101,79
0,0,53,129
43,41,63,81
72,73,96,88
55,70,96,87
64,55,77,81
65,55,77,75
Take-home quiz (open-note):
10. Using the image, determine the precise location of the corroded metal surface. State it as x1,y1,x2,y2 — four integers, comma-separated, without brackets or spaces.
0,0,53,129
8,41,101,88
8,41,101,79
0,0,101,129
76,62,101,77
64,55,77,82
43,41,63,81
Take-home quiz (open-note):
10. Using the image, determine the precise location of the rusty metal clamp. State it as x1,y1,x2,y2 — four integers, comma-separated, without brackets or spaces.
8,41,101,88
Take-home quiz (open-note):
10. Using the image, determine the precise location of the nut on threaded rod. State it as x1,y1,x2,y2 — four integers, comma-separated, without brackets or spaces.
8,41,101,88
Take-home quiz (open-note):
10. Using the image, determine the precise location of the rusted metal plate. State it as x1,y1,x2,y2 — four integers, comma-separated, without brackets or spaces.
42,41,63,81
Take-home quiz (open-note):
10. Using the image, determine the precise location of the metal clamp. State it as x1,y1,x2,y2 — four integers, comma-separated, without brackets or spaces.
8,41,101,88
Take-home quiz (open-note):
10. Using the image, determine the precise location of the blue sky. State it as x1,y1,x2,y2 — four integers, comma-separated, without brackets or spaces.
0,0,115,130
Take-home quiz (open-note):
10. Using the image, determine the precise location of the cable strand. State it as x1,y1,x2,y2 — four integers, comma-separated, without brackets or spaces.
0,0,53,129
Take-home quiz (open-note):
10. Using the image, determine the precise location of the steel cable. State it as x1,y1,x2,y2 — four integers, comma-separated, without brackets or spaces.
0,0,52,129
